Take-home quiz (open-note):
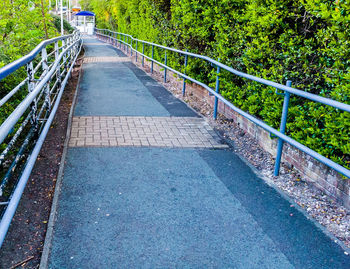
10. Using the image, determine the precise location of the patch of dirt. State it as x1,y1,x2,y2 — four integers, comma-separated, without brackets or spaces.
0,58,83,269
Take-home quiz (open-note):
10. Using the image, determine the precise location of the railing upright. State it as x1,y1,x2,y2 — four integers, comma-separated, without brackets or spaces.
274,80,292,176
54,41,61,90
26,61,38,132
151,45,154,73
126,36,129,55
182,50,188,96
213,61,221,120
131,39,133,56
41,47,51,113
142,43,145,67
0,30,82,247
164,51,167,83
93,28,350,179
136,40,138,62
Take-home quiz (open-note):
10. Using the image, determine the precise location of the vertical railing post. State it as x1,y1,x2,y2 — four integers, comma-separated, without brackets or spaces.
64,38,70,74
127,36,129,54
151,45,154,74
41,47,51,112
142,43,145,67
274,80,292,176
54,41,61,90
182,50,188,96
213,60,221,120
26,61,38,133
62,39,66,68
136,40,138,62
124,35,126,51
41,47,48,74
164,50,167,83
131,39,133,56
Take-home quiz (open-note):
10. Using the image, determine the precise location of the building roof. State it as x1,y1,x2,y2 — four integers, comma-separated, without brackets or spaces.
75,11,95,16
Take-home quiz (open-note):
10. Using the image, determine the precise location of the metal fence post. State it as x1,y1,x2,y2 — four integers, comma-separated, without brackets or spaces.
136,40,138,62
164,51,167,83
274,80,292,176
41,47,51,112
142,43,145,67
131,39,133,56
124,35,126,51
127,36,129,54
182,50,188,96
62,40,66,69
26,61,38,132
54,41,61,89
213,61,221,120
151,45,154,74
65,38,71,74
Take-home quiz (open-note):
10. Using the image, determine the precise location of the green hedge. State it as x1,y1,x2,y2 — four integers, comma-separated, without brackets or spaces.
82,0,350,171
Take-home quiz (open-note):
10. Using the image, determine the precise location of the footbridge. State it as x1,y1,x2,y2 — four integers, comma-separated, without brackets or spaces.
0,30,349,268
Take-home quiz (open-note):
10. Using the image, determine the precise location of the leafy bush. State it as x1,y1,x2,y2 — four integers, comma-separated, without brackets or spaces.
82,0,349,170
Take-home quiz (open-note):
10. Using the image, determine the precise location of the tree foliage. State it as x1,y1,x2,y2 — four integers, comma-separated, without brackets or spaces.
0,0,71,127
83,0,349,170
0,0,57,67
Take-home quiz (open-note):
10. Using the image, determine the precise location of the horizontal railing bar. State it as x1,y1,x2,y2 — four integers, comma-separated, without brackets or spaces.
0,78,28,108
0,38,82,247
0,32,77,81
0,112,32,166
0,41,78,145
0,128,35,195
98,29,350,113
96,30,350,179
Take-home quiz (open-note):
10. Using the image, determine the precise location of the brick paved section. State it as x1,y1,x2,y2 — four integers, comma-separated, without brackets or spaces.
69,116,228,148
83,57,131,63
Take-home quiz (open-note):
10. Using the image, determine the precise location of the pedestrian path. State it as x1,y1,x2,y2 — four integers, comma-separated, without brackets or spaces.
44,37,350,268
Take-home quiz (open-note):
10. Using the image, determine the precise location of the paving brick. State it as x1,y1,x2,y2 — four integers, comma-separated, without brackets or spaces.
69,116,228,149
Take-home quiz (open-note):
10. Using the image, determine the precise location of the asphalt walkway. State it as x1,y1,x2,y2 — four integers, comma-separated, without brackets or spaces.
45,37,350,268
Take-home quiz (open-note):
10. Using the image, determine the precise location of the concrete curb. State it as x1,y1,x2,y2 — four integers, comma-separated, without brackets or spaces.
39,53,84,269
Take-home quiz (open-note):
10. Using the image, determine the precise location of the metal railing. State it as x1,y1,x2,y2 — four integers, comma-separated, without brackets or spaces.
95,28,350,180
0,30,82,246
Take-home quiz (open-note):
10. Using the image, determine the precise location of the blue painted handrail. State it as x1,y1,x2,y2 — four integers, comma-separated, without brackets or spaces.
0,34,75,81
95,28,350,180
0,31,82,247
